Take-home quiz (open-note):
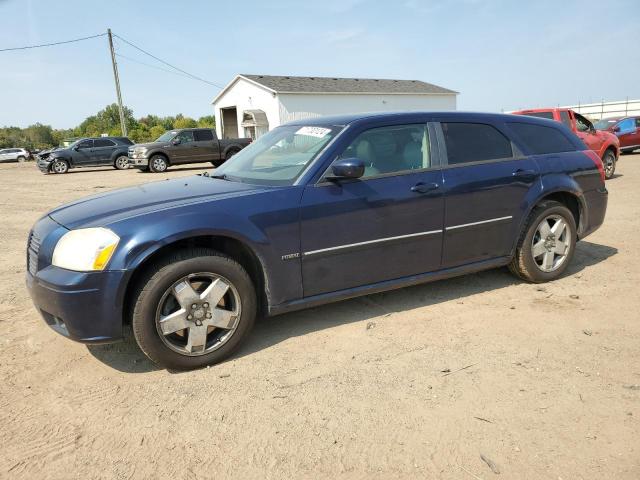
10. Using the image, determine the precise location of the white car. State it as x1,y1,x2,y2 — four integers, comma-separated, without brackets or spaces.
0,148,30,163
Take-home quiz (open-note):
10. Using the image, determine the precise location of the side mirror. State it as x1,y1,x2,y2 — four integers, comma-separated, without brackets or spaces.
72,146,79,151
327,157,365,180
171,138,181,145
613,126,621,133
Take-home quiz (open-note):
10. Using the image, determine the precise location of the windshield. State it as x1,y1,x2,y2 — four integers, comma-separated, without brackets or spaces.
594,118,621,130
213,125,343,185
156,131,177,142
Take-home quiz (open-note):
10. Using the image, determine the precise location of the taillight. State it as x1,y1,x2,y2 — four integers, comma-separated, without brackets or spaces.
584,149,605,182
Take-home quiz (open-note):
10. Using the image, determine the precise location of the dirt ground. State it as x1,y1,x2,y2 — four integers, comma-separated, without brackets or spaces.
0,156,639,480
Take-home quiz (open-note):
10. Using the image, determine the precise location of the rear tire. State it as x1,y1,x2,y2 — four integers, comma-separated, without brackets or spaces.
602,150,616,179
114,155,130,170
17,156,26,163
51,159,69,174
131,248,257,370
508,201,576,283
149,155,168,173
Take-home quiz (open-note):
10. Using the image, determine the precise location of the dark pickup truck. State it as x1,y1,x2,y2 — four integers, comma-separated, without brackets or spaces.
128,128,251,173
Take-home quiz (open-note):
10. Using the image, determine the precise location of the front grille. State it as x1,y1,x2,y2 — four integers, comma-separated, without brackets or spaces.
27,230,41,275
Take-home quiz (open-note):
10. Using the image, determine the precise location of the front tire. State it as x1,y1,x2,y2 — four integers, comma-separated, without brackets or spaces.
114,155,130,170
131,249,257,370
149,155,168,173
51,159,69,174
509,201,576,283
602,150,616,179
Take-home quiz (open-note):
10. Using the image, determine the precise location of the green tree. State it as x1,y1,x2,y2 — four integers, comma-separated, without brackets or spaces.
149,125,165,140
173,116,197,129
197,115,215,128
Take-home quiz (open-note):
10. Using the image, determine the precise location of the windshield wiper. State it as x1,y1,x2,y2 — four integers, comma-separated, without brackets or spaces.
210,173,229,180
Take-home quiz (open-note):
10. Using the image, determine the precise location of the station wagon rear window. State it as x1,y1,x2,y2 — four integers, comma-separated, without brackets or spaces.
507,123,575,154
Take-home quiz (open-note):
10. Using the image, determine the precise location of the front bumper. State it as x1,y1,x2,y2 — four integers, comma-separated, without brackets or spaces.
26,215,126,343
26,266,126,343
36,159,52,173
128,156,149,168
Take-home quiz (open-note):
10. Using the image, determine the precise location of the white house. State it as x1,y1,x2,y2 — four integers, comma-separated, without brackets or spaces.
211,74,458,140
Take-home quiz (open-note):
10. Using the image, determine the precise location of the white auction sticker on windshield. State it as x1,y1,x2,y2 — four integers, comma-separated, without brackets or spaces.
296,126,331,138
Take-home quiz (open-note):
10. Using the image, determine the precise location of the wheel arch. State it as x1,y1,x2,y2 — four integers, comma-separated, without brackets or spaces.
222,144,242,159
148,150,171,166
121,233,269,326
512,187,586,255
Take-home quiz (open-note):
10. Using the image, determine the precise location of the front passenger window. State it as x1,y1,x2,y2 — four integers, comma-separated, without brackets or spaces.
176,131,194,144
340,124,431,178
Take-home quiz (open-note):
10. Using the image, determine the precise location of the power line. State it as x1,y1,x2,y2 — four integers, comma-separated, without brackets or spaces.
115,53,201,81
0,33,107,52
113,33,223,89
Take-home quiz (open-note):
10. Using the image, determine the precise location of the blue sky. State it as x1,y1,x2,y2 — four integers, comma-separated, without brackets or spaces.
1,0,638,128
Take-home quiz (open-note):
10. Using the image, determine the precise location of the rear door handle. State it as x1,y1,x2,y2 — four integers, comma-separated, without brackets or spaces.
512,169,537,181
411,182,440,194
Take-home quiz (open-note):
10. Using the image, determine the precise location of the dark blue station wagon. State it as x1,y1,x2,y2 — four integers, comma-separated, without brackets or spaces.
26,112,608,369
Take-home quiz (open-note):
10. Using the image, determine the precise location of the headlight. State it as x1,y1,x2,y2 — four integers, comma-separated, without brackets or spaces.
52,227,119,271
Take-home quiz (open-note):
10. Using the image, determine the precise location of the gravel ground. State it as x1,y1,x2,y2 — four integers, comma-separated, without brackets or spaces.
1,157,639,479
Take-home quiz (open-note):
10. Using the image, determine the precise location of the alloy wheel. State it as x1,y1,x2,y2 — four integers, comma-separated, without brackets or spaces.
531,214,570,272
52,160,68,174
151,157,167,172
155,273,241,356
116,156,129,169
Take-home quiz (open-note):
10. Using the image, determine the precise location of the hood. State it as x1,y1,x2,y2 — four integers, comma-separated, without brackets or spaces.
595,129,620,145
131,141,167,149
48,175,270,229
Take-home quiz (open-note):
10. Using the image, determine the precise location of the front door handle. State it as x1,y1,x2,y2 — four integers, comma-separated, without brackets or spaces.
512,169,537,181
411,182,440,194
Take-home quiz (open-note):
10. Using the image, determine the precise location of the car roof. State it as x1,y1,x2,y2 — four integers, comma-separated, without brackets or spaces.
283,111,558,127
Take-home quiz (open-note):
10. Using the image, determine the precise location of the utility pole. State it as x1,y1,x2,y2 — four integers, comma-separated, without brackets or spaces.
107,29,127,136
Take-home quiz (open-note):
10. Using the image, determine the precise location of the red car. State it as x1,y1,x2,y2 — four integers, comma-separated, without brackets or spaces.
594,116,640,154
512,108,620,179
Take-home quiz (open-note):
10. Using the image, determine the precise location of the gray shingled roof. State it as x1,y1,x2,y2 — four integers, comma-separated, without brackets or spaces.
241,74,457,95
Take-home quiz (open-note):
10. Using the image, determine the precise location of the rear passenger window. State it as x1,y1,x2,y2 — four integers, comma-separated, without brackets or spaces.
507,123,575,155
441,123,512,165
194,130,214,141
340,124,431,178
94,139,116,147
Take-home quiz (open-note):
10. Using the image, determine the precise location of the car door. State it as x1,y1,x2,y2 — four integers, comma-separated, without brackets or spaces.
0,149,10,161
92,138,117,165
615,118,638,149
437,120,539,268
299,122,445,297
171,130,196,163
193,129,219,162
574,113,602,152
72,139,95,166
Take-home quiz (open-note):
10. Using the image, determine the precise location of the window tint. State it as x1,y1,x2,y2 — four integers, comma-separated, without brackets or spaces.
559,111,571,127
441,123,512,165
76,140,93,149
508,122,575,154
94,139,116,147
176,131,194,143
521,111,554,120
194,129,214,141
340,124,431,178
